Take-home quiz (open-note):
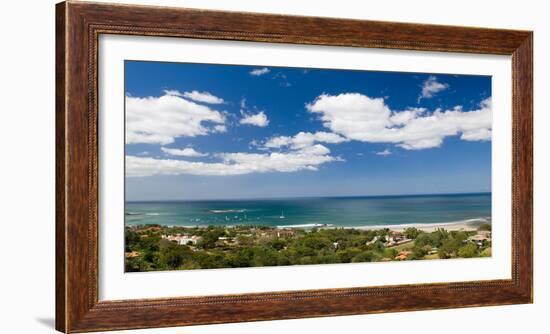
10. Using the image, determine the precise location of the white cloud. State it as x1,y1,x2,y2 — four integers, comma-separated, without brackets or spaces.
213,125,227,133
273,72,292,87
460,128,492,141
239,98,269,127
161,147,208,157
163,89,224,104
375,149,392,156
250,68,270,76
181,90,224,104
264,131,348,150
389,107,426,125
162,90,182,96
126,144,341,177
126,91,226,145
306,93,492,150
397,138,444,150
418,76,449,101
240,111,270,127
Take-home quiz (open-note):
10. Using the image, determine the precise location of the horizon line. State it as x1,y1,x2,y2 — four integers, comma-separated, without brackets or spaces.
126,191,491,203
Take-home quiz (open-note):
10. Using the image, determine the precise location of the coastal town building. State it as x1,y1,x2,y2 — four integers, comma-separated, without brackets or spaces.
276,229,295,238
216,236,236,246
125,251,140,258
162,234,202,245
380,231,412,247
468,233,491,247
366,235,380,246
395,250,412,261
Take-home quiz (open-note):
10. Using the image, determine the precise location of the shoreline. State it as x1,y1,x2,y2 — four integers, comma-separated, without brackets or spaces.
342,218,490,233
129,217,490,233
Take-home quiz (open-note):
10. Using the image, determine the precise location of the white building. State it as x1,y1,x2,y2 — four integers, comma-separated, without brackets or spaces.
162,234,202,245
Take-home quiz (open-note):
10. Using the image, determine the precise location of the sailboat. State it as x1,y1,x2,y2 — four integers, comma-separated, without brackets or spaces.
279,210,285,219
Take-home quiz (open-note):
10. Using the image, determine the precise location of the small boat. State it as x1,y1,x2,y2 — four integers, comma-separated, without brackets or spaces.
279,210,285,219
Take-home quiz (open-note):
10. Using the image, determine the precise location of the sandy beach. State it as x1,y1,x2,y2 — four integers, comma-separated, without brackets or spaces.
347,218,490,233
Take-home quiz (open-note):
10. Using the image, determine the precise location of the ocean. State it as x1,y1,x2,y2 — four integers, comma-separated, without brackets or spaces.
125,193,491,229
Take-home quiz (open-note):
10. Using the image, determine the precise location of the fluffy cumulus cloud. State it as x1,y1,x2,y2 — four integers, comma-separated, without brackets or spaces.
418,76,449,102
126,81,490,178
306,93,492,150
389,107,427,125
240,111,270,127
249,67,270,76
161,147,208,157
263,131,348,150
126,91,226,145
126,144,341,177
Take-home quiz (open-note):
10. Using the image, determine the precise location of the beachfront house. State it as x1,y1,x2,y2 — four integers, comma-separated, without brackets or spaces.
125,251,140,258
382,231,412,247
277,229,295,238
468,234,490,247
180,235,201,245
366,235,380,246
395,250,412,261
162,234,202,245
217,236,235,245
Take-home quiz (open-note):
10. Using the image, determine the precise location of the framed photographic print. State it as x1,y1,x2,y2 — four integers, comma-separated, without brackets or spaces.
56,1,533,332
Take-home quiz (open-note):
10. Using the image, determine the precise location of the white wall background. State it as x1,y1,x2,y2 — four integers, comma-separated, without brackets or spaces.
0,0,546,333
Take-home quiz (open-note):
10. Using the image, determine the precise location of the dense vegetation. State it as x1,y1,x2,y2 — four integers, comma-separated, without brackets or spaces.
125,224,491,272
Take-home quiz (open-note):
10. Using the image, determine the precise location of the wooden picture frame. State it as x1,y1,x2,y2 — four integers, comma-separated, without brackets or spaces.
56,1,533,332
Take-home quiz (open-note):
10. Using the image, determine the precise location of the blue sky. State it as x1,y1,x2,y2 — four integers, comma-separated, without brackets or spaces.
125,61,491,201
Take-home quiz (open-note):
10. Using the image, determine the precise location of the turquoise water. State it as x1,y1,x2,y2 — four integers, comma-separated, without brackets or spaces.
125,193,491,228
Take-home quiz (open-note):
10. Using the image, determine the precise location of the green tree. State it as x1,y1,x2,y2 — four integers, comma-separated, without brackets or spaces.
198,252,228,269
437,236,462,259
235,235,254,247
382,247,398,259
411,245,429,259
251,247,279,267
160,244,188,269
125,256,151,272
414,232,432,247
352,251,381,263
478,223,492,231
142,249,158,264
198,229,224,249
404,227,420,239
138,235,160,253
228,248,253,267
480,247,492,257
431,229,450,248
301,234,332,250
267,238,287,251
458,243,478,258
125,229,140,252
336,247,362,263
